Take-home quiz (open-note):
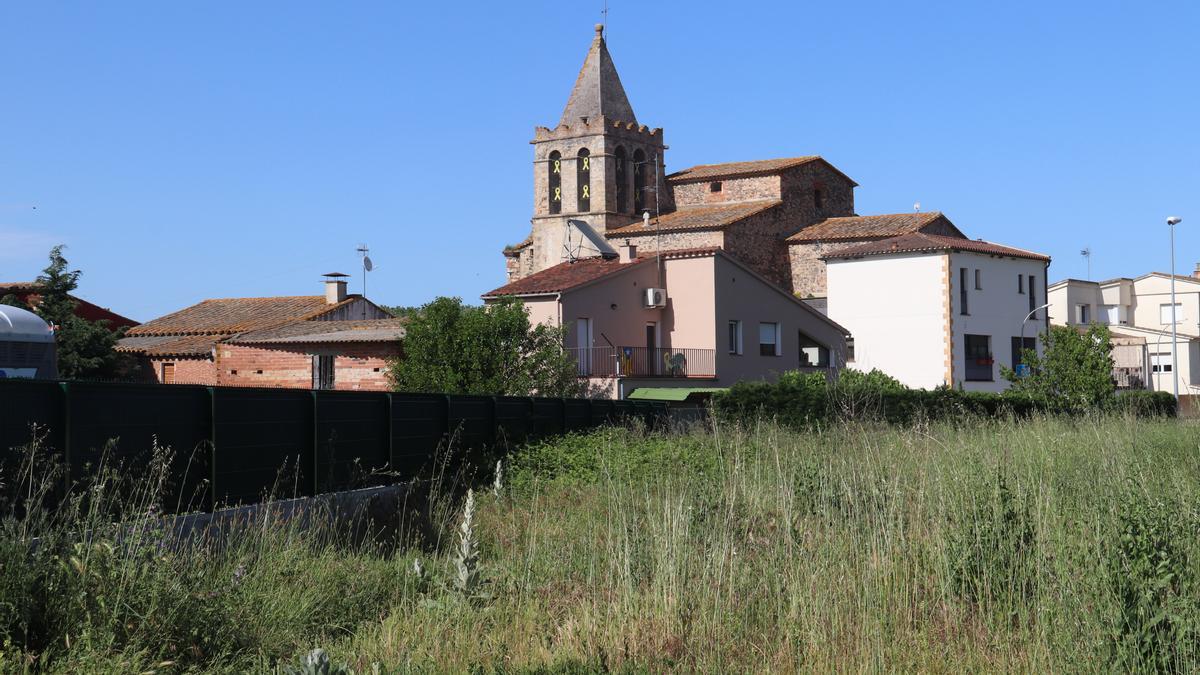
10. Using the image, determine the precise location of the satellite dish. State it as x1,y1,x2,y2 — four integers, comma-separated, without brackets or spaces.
363,256,374,272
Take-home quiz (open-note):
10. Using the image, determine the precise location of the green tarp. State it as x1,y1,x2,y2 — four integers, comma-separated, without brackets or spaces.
627,387,726,402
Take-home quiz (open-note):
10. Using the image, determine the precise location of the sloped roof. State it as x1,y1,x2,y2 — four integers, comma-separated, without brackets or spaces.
787,212,964,243
667,156,858,186
116,333,225,357
605,201,781,237
227,318,407,345
823,232,1050,262
559,25,637,126
483,248,722,298
126,296,354,337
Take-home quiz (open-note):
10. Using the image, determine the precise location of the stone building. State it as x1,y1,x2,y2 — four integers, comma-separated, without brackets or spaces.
503,25,977,301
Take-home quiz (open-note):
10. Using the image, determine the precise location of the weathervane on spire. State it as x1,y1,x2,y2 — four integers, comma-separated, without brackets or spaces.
601,0,608,36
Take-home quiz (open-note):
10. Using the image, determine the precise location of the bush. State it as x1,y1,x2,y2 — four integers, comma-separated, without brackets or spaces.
713,369,1177,428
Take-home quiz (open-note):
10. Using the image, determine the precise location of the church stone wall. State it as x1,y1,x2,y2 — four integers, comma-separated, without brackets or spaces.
612,229,725,256
672,174,782,206
788,241,854,298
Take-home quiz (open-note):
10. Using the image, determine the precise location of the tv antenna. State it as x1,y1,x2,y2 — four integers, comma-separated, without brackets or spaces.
1080,247,1091,280
357,244,373,298
913,201,921,213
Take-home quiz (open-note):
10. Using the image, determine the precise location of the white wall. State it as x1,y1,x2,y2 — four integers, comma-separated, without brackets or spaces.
949,252,1047,392
826,253,948,389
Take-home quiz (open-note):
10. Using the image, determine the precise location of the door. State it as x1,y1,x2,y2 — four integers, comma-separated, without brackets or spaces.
646,322,658,374
577,318,592,376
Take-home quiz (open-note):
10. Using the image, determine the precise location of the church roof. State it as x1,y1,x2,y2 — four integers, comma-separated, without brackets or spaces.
559,25,638,127
787,212,963,243
605,200,781,237
667,156,858,186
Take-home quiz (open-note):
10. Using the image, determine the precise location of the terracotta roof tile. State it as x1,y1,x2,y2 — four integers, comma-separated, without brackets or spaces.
116,334,224,357
787,212,963,243
822,232,1050,262
483,248,720,297
126,296,352,336
227,318,407,344
667,157,820,182
605,200,780,237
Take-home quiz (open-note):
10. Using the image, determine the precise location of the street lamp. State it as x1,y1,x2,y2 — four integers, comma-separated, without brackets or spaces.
1168,216,1183,399
1018,303,1051,376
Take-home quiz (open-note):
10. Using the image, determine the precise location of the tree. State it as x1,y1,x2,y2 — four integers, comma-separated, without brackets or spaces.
25,246,134,380
1003,323,1115,409
387,297,583,397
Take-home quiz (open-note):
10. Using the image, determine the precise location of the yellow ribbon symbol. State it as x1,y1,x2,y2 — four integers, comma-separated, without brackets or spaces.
553,187,561,201
581,156,590,171
581,185,590,199
552,159,561,174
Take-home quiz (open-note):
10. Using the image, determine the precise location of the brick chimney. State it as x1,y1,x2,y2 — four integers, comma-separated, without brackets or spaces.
618,240,638,263
1193,263,1200,279
322,272,349,304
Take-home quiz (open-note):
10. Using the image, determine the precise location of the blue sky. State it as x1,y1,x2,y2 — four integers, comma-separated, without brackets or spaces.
2,1,1198,321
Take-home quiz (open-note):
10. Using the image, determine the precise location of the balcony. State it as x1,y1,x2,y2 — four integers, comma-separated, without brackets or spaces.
568,347,716,379
1113,366,1146,390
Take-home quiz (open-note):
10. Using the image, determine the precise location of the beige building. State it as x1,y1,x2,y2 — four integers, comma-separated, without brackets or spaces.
1049,271,1200,393
484,245,849,399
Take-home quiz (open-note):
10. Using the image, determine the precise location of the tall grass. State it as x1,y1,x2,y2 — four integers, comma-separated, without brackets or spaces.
2,416,1199,672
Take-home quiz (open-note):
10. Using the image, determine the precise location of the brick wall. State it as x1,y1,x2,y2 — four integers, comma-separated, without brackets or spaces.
144,356,218,385
215,342,399,391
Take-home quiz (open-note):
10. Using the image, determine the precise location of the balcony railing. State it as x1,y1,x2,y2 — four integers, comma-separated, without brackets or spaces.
1113,366,1146,390
568,346,716,379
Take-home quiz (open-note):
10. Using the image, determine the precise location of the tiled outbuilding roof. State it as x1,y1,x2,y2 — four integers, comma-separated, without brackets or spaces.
822,232,1050,262
115,334,225,357
483,248,721,297
227,318,407,344
787,212,964,243
605,201,780,237
667,156,859,186
126,296,354,337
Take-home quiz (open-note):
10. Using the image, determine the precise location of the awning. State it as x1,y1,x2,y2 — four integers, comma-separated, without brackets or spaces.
627,387,726,402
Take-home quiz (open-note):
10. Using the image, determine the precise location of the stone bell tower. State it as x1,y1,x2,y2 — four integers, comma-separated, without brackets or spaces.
505,24,671,281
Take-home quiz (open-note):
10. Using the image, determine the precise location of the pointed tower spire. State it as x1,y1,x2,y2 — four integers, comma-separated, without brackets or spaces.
559,24,638,127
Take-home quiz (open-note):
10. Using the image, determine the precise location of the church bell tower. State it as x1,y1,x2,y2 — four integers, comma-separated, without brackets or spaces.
506,24,670,280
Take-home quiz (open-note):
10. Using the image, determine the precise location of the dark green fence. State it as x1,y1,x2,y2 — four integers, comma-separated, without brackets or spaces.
0,379,666,513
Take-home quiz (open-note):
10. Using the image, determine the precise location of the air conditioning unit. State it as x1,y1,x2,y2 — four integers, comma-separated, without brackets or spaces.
643,288,667,308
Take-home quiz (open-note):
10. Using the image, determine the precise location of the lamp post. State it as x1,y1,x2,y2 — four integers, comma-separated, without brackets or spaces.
1167,216,1183,399
1019,303,1052,376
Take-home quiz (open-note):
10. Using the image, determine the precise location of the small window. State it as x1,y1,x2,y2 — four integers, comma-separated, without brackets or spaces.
759,322,780,357
312,355,335,390
161,362,175,384
959,268,969,315
1018,274,1024,294
1160,303,1184,325
1028,276,1037,315
710,181,722,193
813,187,824,210
727,320,743,355
798,331,829,368
974,269,982,290
1076,304,1090,325
964,334,993,382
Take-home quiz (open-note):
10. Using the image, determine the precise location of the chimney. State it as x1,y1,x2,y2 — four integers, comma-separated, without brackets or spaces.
1193,263,1200,279
322,272,349,304
619,239,638,263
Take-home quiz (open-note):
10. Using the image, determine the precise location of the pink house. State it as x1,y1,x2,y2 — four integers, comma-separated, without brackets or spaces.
483,244,849,399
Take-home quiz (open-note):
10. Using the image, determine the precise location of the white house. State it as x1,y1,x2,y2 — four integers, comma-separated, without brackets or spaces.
823,232,1050,392
1048,271,1200,393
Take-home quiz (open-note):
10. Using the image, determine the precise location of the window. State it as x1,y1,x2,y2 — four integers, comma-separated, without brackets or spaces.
614,146,628,212
759,322,780,356
959,268,969,315
576,148,591,212
312,355,335,390
1076,304,1090,324
633,149,646,213
1010,336,1036,372
548,151,562,214
710,181,722,193
964,334,993,381
727,320,743,355
161,362,175,384
798,331,829,368
846,336,855,363
1152,352,1173,373
1018,274,1024,294
1102,304,1120,324
974,269,982,290
813,187,824,210
1028,276,1037,316
1160,303,1184,325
